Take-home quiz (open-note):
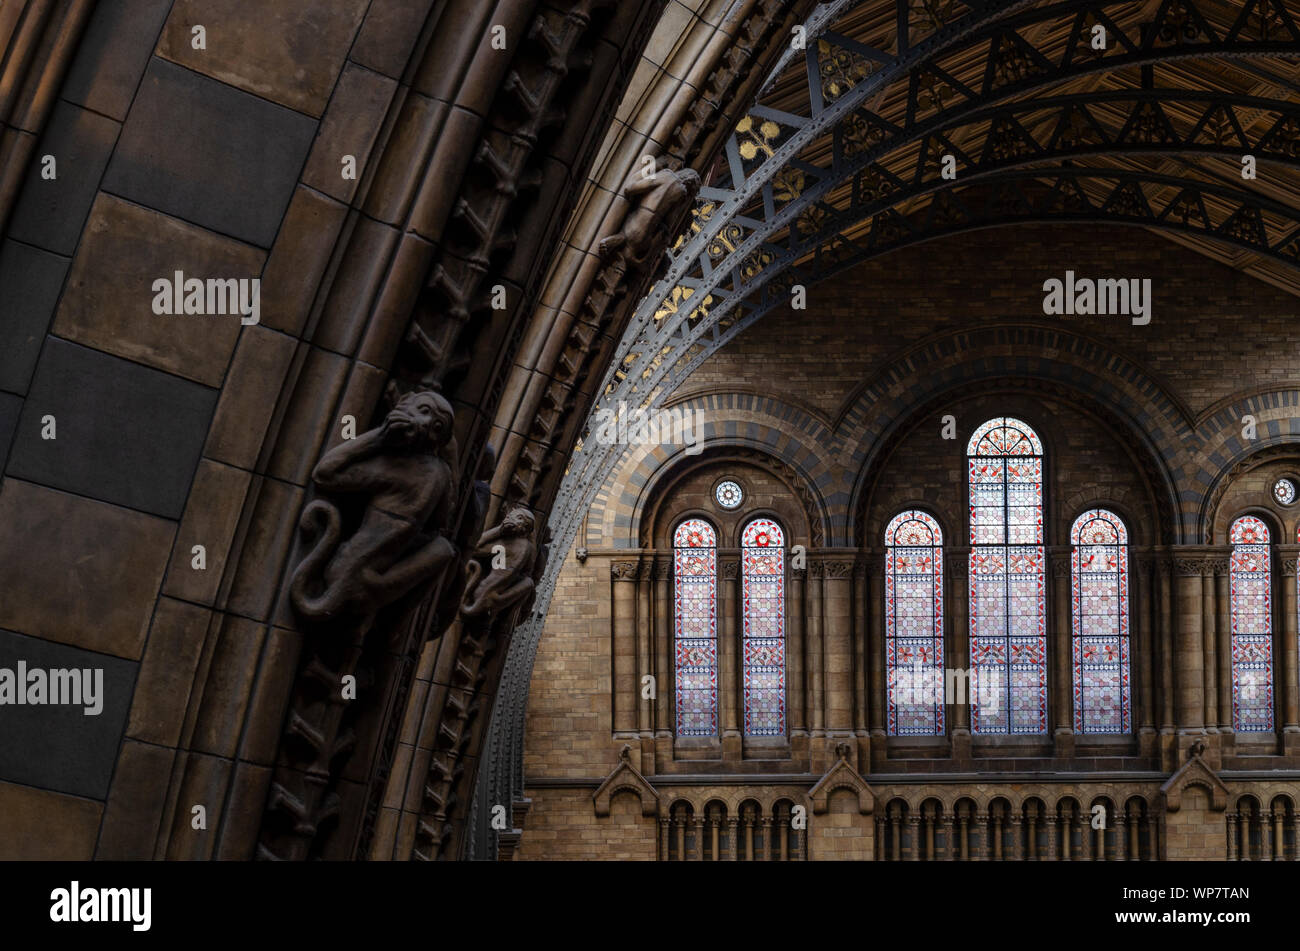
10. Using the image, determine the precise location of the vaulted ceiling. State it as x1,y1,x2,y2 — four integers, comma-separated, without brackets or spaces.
557,0,1300,582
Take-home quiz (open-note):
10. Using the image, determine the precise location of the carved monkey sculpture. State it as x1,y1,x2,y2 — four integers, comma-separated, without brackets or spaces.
290,391,459,622
459,505,538,621
598,165,701,270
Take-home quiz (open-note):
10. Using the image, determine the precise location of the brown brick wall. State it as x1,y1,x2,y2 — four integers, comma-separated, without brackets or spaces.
686,224,1300,420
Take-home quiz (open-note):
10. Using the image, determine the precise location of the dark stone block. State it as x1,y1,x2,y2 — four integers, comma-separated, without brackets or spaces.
60,0,174,122
7,102,120,256
0,392,19,469
0,628,137,799
6,338,216,519
0,239,68,394
102,57,316,247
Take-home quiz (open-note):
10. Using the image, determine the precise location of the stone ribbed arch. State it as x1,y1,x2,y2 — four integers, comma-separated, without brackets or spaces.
1196,398,1300,542
584,392,836,550
835,326,1187,544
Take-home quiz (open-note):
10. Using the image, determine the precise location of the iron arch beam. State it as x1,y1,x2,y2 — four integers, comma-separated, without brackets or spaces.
600,3,1300,413
666,166,1300,389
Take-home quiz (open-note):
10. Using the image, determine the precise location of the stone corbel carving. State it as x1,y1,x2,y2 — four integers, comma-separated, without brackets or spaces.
460,505,538,621
289,391,460,623
598,164,701,272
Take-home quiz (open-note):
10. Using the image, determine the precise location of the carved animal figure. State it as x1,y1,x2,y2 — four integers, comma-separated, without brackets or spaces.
460,505,538,620
290,391,459,622
598,165,701,269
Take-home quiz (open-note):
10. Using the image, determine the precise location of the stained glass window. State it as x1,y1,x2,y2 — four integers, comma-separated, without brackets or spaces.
715,480,744,509
1070,509,1131,734
1229,516,1274,732
1274,478,1296,506
967,417,1047,734
885,511,944,735
741,518,786,736
674,518,718,736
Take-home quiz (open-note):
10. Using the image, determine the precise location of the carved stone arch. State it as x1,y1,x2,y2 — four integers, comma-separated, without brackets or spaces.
1230,791,1262,814
1161,753,1229,813
1202,440,1300,544
1062,494,1145,545
851,371,1179,547
635,451,819,551
585,412,835,550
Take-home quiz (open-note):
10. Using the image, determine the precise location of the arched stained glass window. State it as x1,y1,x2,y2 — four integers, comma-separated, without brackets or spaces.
674,518,718,736
1229,516,1274,733
884,511,944,735
967,417,1047,734
741,518,786,736
1070,509,1131,734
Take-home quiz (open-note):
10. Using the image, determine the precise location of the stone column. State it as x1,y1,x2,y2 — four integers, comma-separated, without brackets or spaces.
907,815,920,861
1175,556,1206,735
1009,814,1024,861
1225,812,1238,861
1050,547,1074,754
948,550,971,758
636,563,653,742
975,812,989,861
1279,547,1300,749
692,815,704,862
1201,566,1218,733
1114,813,1127,861
727,817,739,861
1133,550,1157,753
743,816,754,861
612,561,639,738
759,816,772,861
868,558,887,763
1045,815,1058,861
653,560,672,758
853,560,869,739
823,561,854,739
1158,558,1176,734
659,817,670,861
721,560,740,755
807,563,825,739
789,567,806,740
1216,559,1233,735
943,815,955,860
1273,807,1285,861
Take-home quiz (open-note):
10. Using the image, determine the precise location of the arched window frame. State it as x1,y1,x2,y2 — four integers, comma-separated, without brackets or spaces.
967,417,1048,735
884,510,945,736
673,517,718,737
1069,508,1131,734
740,516,786,737
1229,514,1274,733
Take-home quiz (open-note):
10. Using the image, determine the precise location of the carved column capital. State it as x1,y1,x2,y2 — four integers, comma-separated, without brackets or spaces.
611,561,640,580
823,560,854,580
1277,545,1300,577
721,560,739,581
